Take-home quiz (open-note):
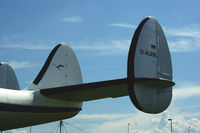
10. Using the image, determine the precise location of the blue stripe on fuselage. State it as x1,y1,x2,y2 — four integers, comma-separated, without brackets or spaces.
0,102,81,113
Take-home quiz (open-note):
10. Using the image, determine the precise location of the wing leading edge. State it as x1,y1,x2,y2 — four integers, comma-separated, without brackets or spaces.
40,77,174,102
40,78,128,102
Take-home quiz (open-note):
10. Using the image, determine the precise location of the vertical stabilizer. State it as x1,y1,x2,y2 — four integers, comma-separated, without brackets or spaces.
27,44,82,90
0,62,20,90
128,17,174,113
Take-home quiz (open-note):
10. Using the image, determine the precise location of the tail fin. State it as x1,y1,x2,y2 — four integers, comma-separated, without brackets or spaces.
0,62,20,90
27,44,82,90
128,17,174,113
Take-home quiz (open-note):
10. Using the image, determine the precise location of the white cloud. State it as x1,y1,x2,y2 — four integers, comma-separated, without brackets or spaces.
0,44,52,50
0,34,55,50
70,111,200,133
7,111,200,133
5,129,27,133
173,84,200,99
7,60,37,69
60,16,82,23
74,113,132,120
168,38,200,52
0,39,130,56
182,112,200,118
106,23,200,53
0,34,130,55
71,39,130,55
2,24,200,54
164,25,200,38
108,23,136,29
164,24,200,52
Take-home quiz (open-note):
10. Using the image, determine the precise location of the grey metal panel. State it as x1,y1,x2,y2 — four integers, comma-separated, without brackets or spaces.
128,16,174,114
0,62,20,90
134,83,172,113
27,44,82,90
134,17,172,80
155,20,172,79
40,78,128,102
134,18,158,78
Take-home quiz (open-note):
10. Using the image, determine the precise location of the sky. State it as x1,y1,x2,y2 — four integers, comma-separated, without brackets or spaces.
0,0,200,133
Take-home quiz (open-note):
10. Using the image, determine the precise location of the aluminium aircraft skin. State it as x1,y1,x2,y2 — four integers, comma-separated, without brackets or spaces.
0,16,175,131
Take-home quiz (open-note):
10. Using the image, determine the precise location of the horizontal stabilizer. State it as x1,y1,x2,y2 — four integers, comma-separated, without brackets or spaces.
135,78,175,88
37,16,174,114
40,77,174,103
40,78,128,102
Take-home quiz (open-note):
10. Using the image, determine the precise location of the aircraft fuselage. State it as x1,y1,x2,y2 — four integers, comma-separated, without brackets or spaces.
0,88,82,131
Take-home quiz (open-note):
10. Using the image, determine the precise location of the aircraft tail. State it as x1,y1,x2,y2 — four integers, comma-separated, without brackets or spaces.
0,62,20,90
30,17,174,114
27,44,82,90
127,16,174,113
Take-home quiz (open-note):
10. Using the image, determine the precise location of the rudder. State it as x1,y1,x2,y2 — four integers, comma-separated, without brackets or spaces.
128,17,174,113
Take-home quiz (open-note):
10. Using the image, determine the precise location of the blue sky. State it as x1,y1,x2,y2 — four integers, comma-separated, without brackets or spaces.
0,0,200,133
